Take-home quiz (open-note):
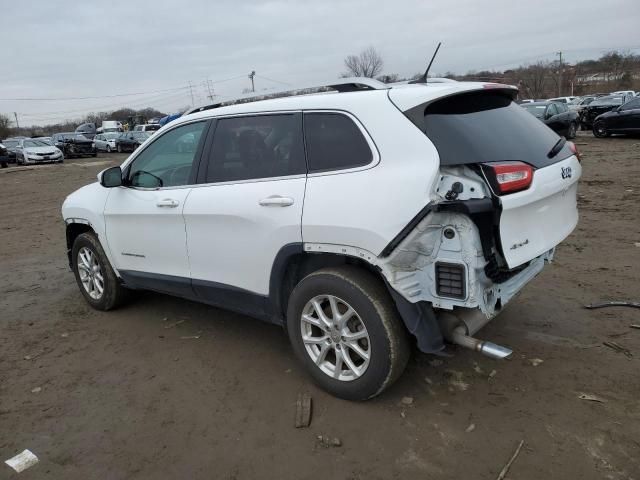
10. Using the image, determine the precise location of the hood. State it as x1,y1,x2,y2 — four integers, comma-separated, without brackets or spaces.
595,109,619,120
24,146,60,154
62,137,92,144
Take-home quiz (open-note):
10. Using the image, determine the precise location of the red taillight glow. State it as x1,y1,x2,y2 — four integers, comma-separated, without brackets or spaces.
567,141,581,162
484,161,533,194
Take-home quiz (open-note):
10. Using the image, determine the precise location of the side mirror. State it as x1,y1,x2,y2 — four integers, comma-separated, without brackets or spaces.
100,166,123,188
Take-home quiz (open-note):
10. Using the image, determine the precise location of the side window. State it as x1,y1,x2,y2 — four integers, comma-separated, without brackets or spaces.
127,121,206,188
621,98,640,110
205,114,305,183
556,103,567,113
304,113,372,172
546,104,558,116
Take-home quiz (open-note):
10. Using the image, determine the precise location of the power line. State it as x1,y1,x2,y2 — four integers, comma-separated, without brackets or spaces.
0,85,190,102
255,74,291,86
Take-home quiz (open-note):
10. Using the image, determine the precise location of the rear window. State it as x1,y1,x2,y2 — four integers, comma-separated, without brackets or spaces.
417,91,571,168
304,113,372,172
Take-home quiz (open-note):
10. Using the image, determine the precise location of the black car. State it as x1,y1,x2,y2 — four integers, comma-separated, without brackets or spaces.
115,131,150,153
0,142,8,168
580,94,633,129
51,133,97,158
520,101,579,138
592,97,640,137
75,122,97,139
0,138,21,164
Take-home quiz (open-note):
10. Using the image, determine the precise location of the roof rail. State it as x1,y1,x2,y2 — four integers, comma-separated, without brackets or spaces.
184,77,388,115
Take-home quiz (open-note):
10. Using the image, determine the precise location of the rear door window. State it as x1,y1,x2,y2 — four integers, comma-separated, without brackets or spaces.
204,114,305,183
303,113,372,172
417,90,571,168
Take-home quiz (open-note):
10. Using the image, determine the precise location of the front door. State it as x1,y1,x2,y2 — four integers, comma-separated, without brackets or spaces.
183,113,307,317
104,120,209,294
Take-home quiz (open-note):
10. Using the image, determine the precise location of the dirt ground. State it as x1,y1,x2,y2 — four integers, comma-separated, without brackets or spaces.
0,134,639,480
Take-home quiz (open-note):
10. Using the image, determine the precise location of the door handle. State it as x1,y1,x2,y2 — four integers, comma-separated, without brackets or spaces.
156,198,180,208
259,195,294,207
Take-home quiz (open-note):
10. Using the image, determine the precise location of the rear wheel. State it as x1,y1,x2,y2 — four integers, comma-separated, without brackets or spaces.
72,232,128,311
106,145,111,153
286,266,410,400
117,144,122,153
593,121,610,138
567,122,577,139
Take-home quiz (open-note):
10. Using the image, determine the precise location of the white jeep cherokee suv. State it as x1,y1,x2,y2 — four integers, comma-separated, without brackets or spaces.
62,78,581,400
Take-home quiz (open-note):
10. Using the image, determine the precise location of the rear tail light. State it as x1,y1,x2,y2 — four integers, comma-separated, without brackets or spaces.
567,141,581,162
482,161,533,195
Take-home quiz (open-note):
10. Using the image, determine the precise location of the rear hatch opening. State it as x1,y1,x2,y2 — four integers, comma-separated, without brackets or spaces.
398,88,581,269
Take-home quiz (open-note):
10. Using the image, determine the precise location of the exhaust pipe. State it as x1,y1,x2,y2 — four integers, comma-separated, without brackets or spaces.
449,326,513,360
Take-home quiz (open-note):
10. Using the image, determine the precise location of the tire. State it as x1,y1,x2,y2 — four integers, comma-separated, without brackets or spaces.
593,121,610,138
117,144,122,153
106,145,111,153
286,266,410,400
567,122,577,139
71,232,128,311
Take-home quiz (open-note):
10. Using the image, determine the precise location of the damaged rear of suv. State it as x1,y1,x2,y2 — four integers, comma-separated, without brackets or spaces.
62,78,580,400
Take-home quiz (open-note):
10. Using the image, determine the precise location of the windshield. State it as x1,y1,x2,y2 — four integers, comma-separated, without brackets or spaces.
104,133,119,139
419,90,571,168
134,132,151,139
521,104,547,118
591,96,624,106
3,140,19,148
23,140,49,148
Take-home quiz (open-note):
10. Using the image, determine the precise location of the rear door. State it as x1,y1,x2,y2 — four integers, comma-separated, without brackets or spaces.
183,113,306,313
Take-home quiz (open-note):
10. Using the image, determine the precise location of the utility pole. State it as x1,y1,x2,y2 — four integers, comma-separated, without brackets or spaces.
556,51,563,97
248,71,256,92
205,78,215,101
13,112,20,129
188,81,195,106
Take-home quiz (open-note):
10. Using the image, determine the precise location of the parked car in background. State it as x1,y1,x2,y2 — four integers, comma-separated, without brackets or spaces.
36,136,53,145
94,133,119,152
133,124,161,134
100,120,123,134
1,138,21,164
611,90,637,97
548,96,577,104
592,96,640,137
13,138,64,165
569,95,597,113
0,142,8,168
75,122,97,139
115,131,150,153
159,112,182,126
581,94,633,129
52,133,97,158
520,101,579,138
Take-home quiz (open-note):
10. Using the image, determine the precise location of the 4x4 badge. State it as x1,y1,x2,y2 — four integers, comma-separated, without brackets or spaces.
561,166,572,179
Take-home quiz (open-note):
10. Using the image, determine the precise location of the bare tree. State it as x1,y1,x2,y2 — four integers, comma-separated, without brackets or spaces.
0,113,11,139
343,46,384,78
517,61,550,99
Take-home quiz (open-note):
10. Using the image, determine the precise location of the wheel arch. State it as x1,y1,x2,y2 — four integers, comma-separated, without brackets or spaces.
65,220,95,268
269,244,384,326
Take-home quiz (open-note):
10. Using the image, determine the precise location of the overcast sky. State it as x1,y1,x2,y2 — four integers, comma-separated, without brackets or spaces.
2,0,639,126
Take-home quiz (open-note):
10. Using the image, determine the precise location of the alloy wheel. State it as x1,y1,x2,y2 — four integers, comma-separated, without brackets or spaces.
77,247,104,300
300,295,371,381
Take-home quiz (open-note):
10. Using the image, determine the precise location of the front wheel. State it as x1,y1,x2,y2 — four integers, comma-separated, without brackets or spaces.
286,266,410,401
593,122,610,138
72,232,128,310
106,145,111,153
117,144,122,153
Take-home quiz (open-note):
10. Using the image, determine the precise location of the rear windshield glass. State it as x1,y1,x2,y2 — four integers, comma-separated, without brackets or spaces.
418,91,571,168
